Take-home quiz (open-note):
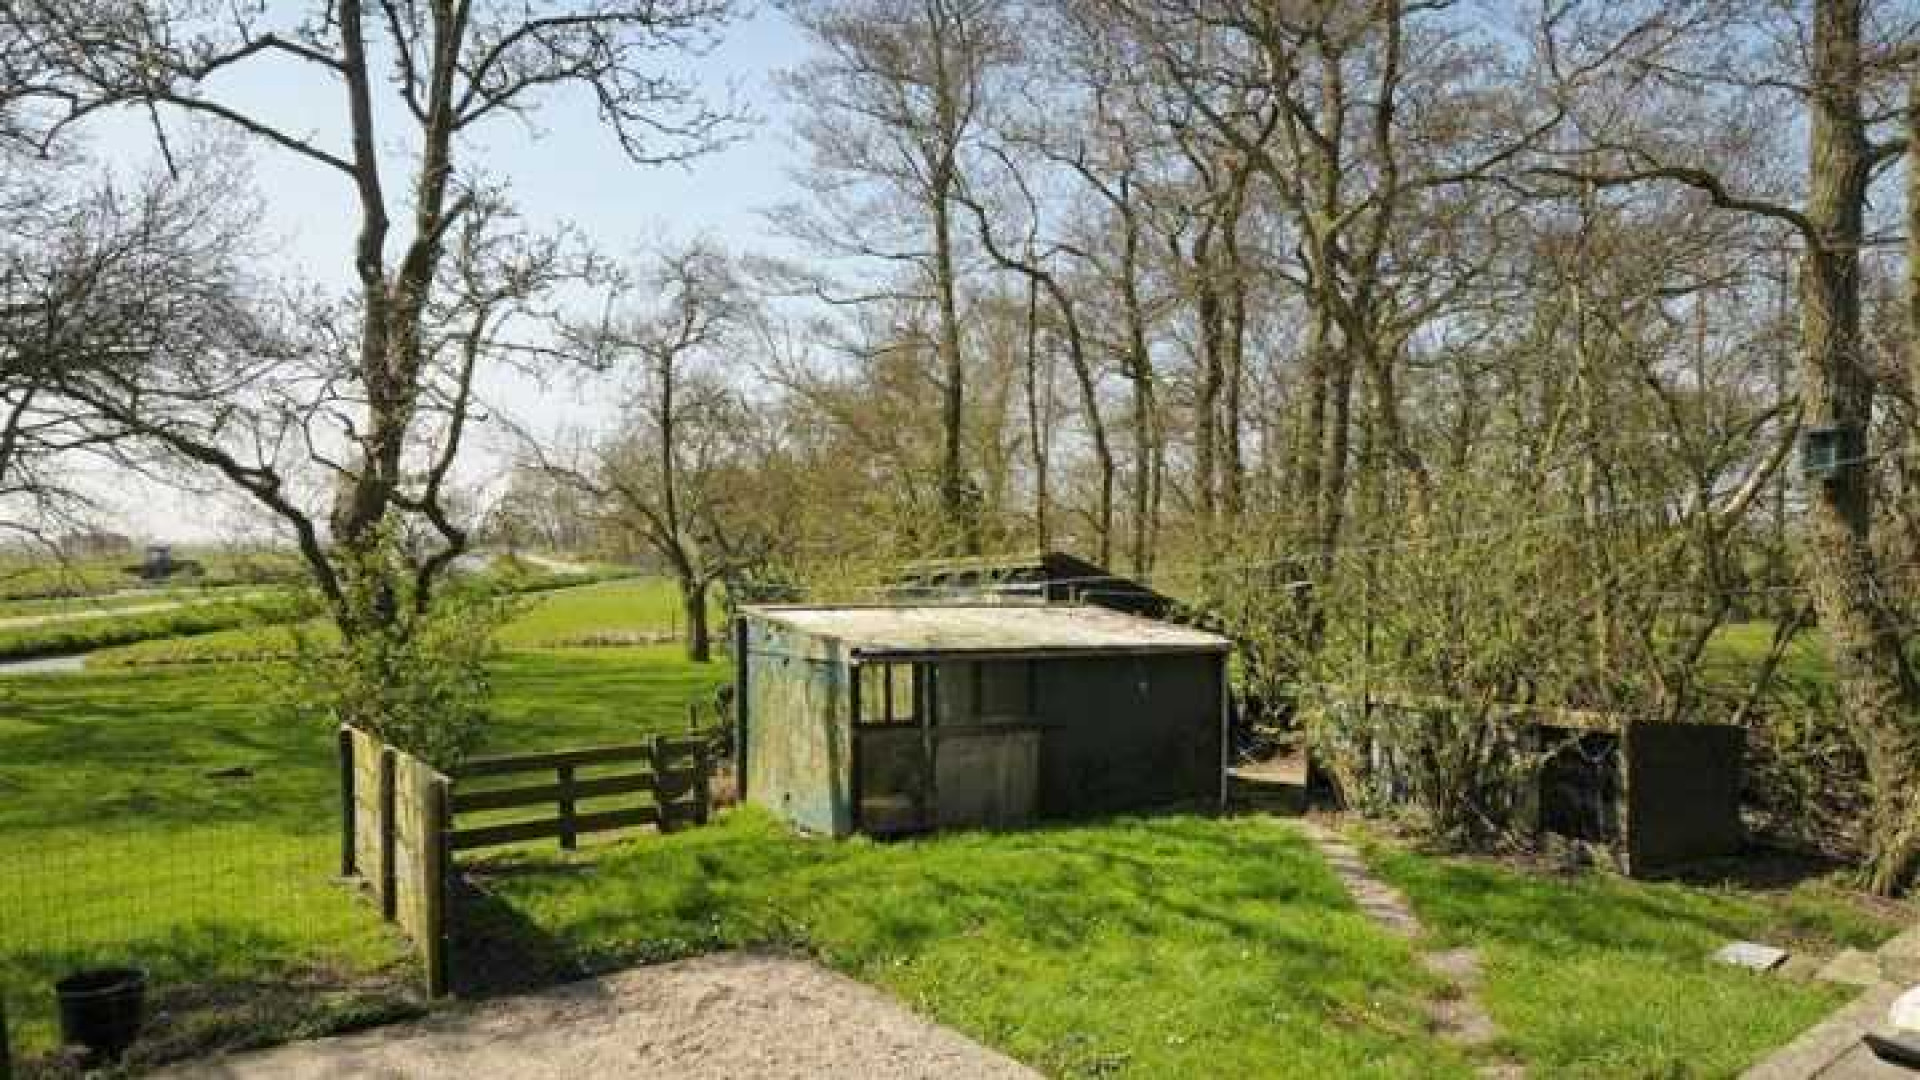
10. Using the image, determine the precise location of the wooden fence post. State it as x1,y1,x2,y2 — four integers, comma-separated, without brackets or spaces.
378,747,397,920
733,616,749,800
693,741,712,826
338,727,356,878
557,764,578,851
424,775,451,999
652,737,678,834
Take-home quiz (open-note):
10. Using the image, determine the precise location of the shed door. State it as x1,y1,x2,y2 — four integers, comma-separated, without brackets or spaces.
933,729,1041,828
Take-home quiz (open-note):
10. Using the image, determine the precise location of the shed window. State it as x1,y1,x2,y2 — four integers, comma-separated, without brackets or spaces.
856,663,920,726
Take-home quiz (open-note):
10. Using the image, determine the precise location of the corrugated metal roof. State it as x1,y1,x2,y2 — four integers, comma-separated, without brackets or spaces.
743,603,1231,659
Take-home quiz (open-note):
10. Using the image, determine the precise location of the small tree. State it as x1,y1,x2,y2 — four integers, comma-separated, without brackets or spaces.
535,243,779,661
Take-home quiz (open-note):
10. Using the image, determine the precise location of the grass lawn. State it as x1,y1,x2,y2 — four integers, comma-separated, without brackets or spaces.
463,809,1469,1079
1361,837,1903,1078
0,644,726,1062
1701,621,1838,695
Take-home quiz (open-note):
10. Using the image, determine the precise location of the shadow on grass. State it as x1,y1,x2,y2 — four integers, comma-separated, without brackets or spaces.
6,921,417,1078
446,871,591,998
1653,846,1853,893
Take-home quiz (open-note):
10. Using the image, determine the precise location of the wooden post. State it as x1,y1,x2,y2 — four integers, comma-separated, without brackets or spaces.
338,727,356,878
849,662,863,834
693,741,712,826
921,664,937,829
423,775,450,999
557,764,578,851
652,736,677,834
1217,654,1232,814
378,747,397,920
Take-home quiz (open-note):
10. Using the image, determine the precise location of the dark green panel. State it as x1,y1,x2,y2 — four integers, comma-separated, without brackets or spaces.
1032,654,1223,818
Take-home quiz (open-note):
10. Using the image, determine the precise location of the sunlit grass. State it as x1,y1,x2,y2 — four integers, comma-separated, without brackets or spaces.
468,808,1467,1079
1362,836,1901,1078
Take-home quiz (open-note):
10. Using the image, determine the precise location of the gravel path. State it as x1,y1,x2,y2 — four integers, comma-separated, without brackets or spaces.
163,951,1039,1080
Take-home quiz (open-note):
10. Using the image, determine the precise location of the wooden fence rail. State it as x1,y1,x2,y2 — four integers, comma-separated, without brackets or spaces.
447,735,713,854
341,727,720,1000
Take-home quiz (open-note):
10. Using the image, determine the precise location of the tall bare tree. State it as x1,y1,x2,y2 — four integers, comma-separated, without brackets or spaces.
778,0,1016,552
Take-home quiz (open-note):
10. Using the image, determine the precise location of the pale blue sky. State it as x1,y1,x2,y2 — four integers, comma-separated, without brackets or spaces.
76,5,811,542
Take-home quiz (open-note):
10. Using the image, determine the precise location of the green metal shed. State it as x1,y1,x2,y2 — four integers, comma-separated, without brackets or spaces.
733,604,1234,837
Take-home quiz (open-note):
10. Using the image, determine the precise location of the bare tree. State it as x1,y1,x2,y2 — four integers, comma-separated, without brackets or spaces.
537,243,776,661
5,0,738,641
0,138,256,549
778,0,1017,552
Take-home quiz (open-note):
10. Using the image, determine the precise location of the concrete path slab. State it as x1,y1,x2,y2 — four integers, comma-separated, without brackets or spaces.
1746,926,1920,1078
159,952,1038,1080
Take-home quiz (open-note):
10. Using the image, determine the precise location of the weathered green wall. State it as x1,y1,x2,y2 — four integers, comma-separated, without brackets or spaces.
743,620,853,835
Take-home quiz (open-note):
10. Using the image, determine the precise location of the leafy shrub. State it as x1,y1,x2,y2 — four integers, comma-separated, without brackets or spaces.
281,531,522,771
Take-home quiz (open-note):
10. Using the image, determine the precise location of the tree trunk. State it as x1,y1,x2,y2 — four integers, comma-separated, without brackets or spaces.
681,576,711,662
1120,213,1156,576
1803,0,1920,896
931,189,969,552
1194,224,1223,533
1220,208,1249,525
1024,271,1050,551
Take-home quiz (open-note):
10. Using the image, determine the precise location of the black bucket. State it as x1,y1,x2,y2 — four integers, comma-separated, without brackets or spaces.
54,967,145,1061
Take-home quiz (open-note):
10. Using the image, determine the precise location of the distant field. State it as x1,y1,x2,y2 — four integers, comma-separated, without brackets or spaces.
90,577,696,666
1701,621,1837,693
0,551,304,602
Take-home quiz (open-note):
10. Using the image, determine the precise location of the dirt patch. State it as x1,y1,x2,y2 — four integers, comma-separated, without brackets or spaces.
161,951,1039,1079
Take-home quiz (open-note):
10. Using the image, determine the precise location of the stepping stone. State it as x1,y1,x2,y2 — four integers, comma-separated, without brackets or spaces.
1717,942,1789,973
1423,946,1486,986
1820,949,1886,989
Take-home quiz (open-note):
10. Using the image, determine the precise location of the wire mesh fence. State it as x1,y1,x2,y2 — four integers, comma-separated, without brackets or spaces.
0,691,410,1071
